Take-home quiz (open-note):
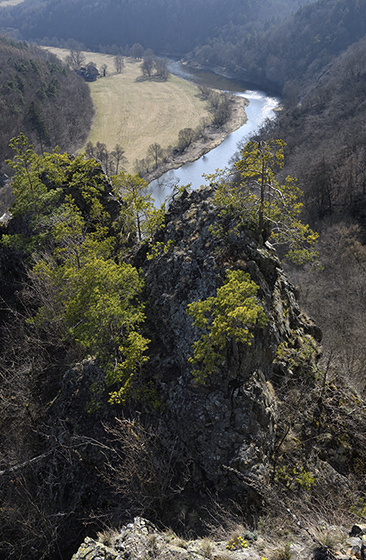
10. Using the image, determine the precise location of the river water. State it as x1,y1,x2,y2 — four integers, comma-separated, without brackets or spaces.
150,61,279,205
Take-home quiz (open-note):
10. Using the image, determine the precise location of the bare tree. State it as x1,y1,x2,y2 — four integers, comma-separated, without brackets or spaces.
114,54,125,73
147,143,163,169
178,128,196,152
198,85,211,99
141,55,154,78
130,43,144,59
154,58,169,81
111,143,127,174
196,117,211,139
85,141,95,159
212,95,232,126
65,48,85,70
208,91,222,111
95,141,109,173
103,418,191,517
134,158,149,177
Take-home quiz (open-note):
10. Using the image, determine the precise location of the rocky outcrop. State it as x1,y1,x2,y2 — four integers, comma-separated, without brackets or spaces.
50,184,366,560
71,517,366,560
71,517,267,560
130,187,321,495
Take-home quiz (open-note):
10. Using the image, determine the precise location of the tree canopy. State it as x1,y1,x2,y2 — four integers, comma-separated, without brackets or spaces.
210,139,319,264
3,135,154,405
187,269,267,383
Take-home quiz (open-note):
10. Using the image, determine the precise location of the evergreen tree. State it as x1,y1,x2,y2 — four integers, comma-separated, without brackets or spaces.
187,269,267,383
4,136,152,405
211,139,319,264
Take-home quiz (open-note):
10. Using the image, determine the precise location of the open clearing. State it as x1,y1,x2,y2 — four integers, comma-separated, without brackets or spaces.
44,48,213,172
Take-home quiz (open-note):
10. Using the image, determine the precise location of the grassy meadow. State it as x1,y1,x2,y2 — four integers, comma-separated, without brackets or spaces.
44,48,211,172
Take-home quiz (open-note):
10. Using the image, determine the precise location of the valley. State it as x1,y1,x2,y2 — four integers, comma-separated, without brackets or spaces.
44,47,248,174
1,1,366,559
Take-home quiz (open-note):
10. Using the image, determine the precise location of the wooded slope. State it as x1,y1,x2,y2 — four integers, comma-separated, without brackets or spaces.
0,37,93,168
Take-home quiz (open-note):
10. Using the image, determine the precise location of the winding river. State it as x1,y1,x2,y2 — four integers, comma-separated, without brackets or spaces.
150,61,279,204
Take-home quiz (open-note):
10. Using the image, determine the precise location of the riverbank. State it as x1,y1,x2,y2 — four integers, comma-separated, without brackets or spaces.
42,48,216,171
144,94,249,183
42,48,250,180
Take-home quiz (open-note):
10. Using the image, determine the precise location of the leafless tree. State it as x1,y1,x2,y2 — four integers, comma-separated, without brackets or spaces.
85,141,95,159
198,85,211,99
134,158,149,177
154,57,169,80
130,43,144,59
111,143,127,174
178,128,196,152
95,141,109,173
212,95,232,126
114,54,125,73
103,417,191,517
65,48,85,70
141,55,154,78
147,143,164,169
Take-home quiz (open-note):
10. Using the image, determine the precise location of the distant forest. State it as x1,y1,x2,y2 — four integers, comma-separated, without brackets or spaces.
0,0,312,59
186,0,366,89
1,0,366,92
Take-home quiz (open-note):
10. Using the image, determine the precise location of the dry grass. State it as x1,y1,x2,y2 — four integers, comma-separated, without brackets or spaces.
43,47,212,172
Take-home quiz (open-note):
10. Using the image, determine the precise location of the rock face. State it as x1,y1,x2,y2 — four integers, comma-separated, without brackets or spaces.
71,517,363,560
131,187,321,495
44,186,326,559
70,517,267,560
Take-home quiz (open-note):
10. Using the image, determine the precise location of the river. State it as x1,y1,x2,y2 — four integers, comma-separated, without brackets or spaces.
150,61,279,205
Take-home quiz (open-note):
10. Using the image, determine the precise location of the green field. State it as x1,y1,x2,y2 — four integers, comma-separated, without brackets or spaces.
45,48,211,172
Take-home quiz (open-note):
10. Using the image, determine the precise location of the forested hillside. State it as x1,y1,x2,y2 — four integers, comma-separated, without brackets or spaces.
2,138,366,560
186,0,366,89
0,37,93,166
2,0,365,95
246,34,366,397
0,0,312,56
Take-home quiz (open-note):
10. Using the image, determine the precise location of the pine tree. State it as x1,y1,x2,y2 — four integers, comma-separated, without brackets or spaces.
211,139,319,264
187,269,267,383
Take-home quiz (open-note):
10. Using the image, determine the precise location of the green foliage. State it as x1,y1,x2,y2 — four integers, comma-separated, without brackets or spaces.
146,239,174,261
111,171,165,243
210,140,318,264
6,133,62,221
350,497,366,519
187,269,267,383
4,135,122,257
107,331,151,405
29,201,150,404
5,136,156,406
275,336,318,379
276,466,316,491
